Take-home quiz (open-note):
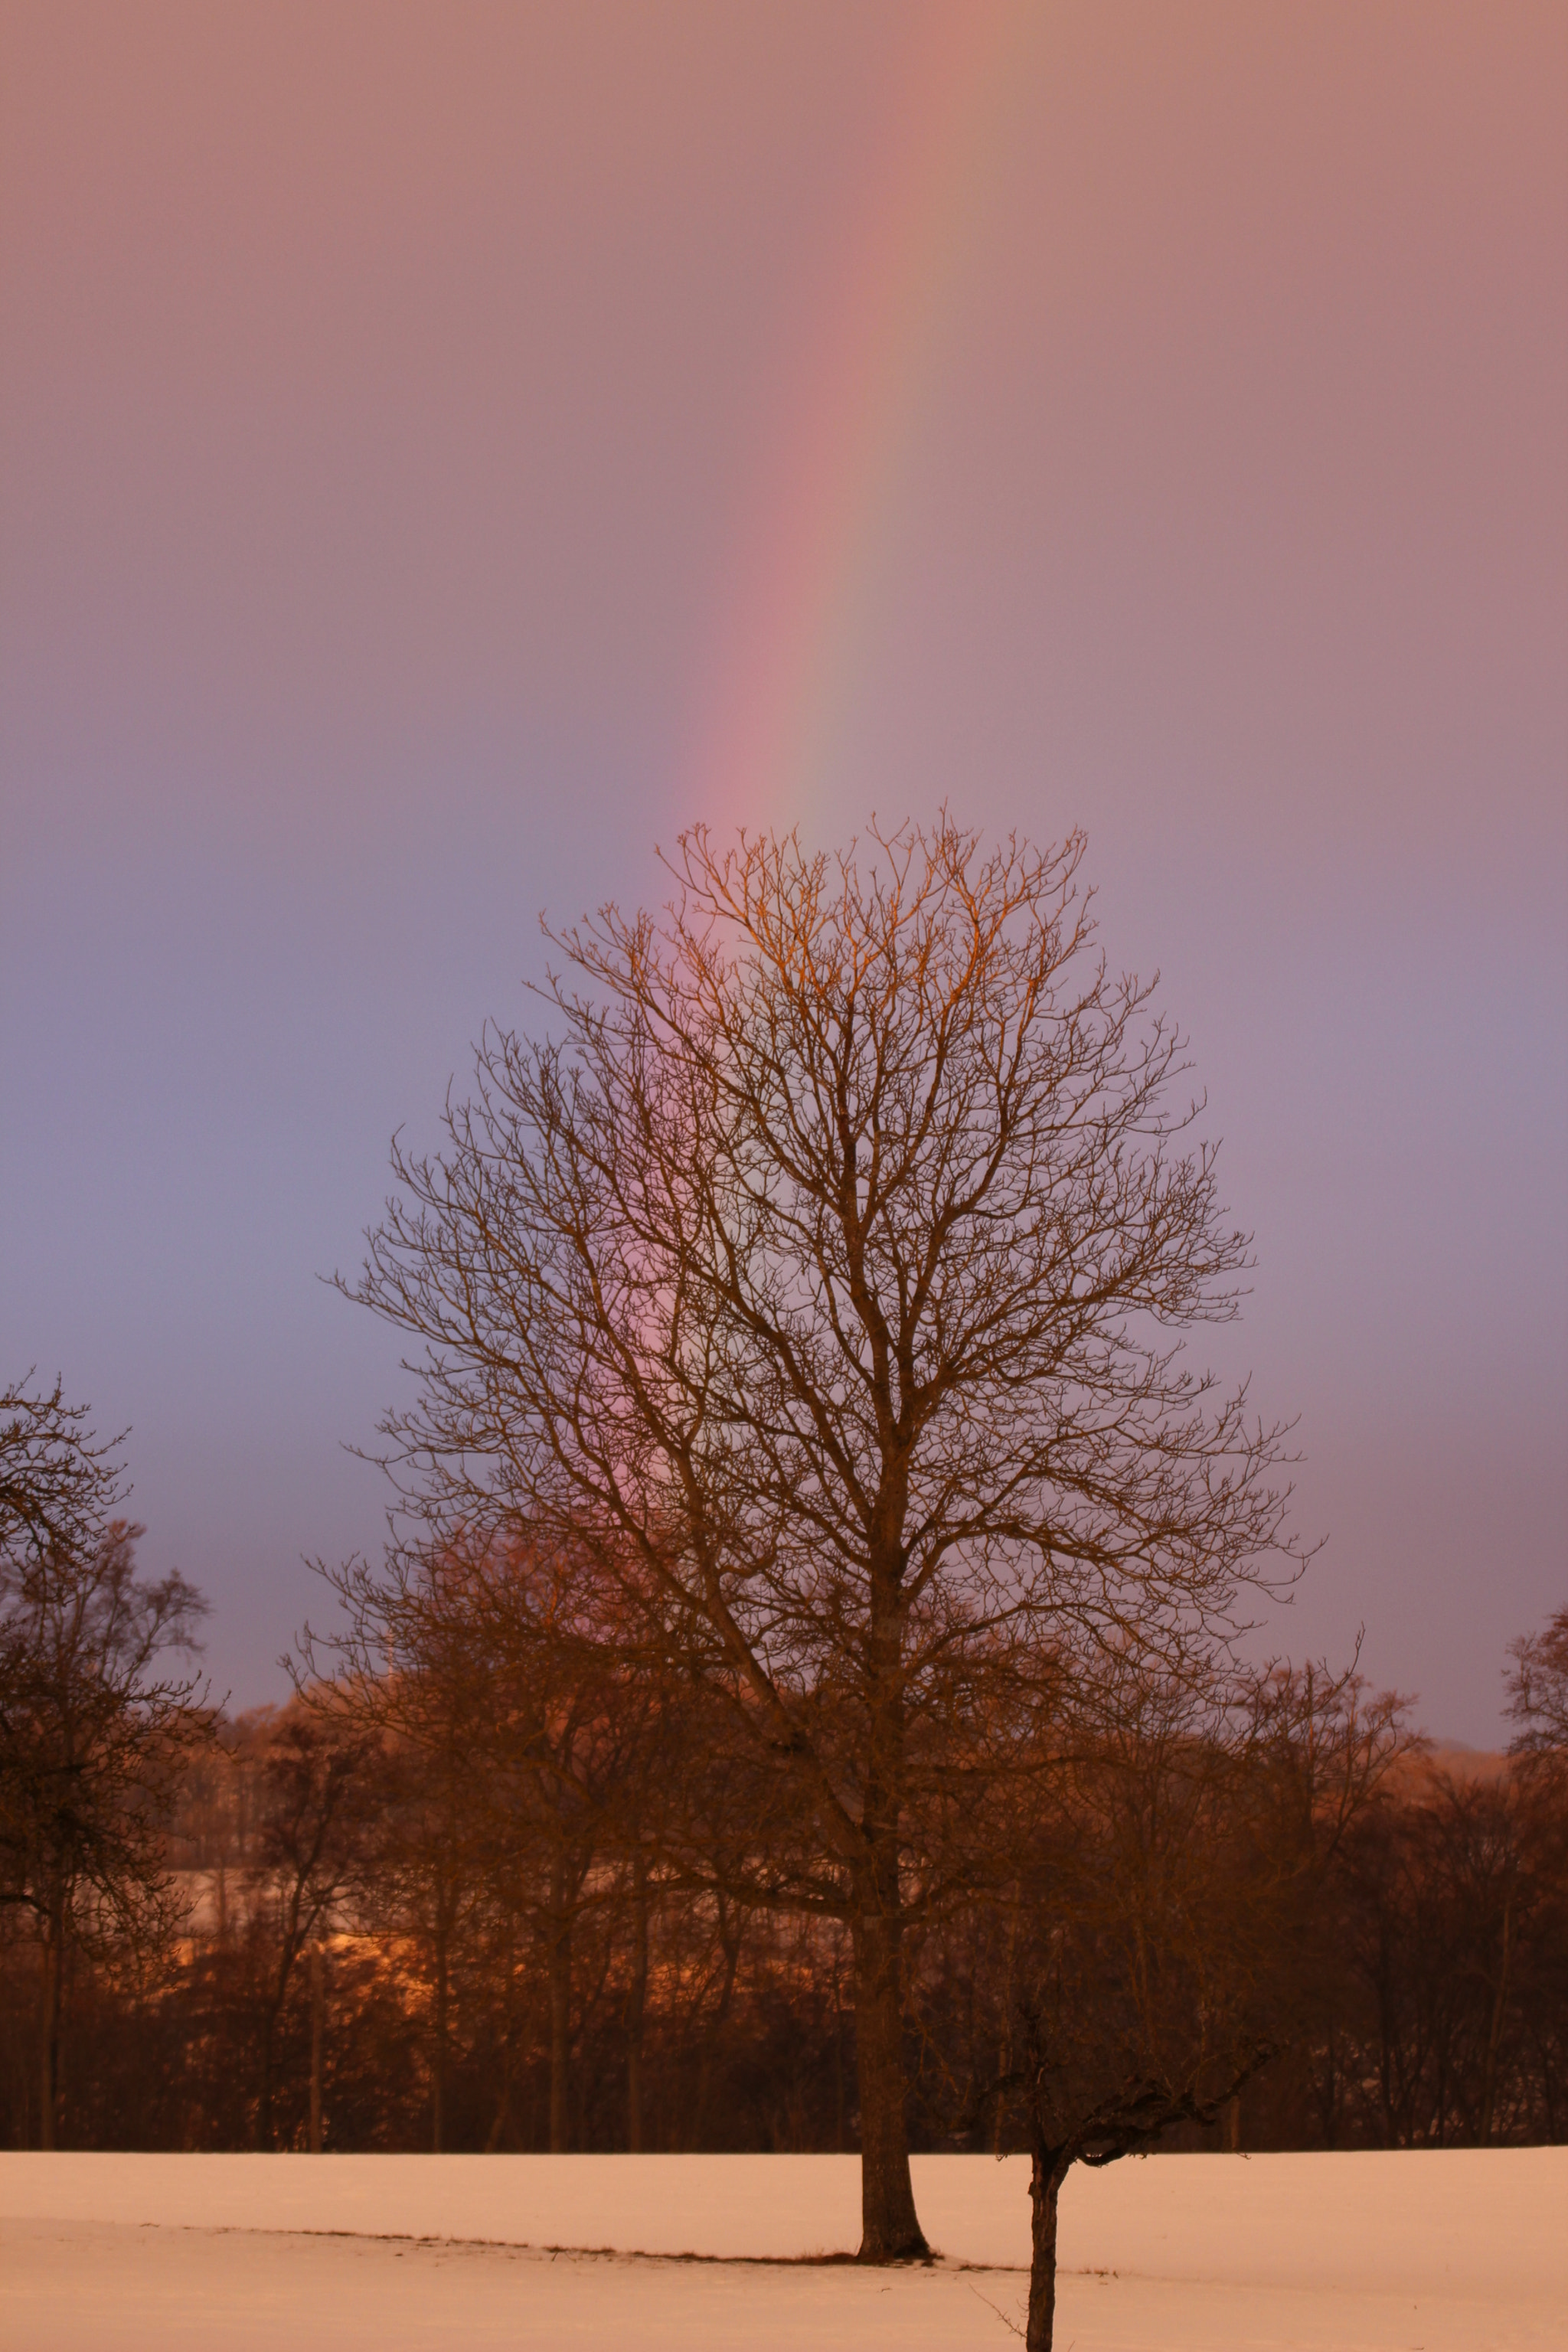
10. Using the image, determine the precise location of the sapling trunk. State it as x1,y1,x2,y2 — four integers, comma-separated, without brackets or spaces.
1026,2142,1071,2352
309,1942,325,2152
626,1851,649,2152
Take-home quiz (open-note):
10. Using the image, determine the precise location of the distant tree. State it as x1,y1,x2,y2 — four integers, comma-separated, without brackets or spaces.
1,1376,126,1566
1506,1605,1568,1771
240,1705,378,2151
305,1531,667,2154
346,821,1302,2257
0,1505,207,2147
1325,1755,1568,2150
1501,1608,1568,2138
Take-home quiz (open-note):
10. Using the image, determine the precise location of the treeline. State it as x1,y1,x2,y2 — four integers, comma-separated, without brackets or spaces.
3,1509,1564,2158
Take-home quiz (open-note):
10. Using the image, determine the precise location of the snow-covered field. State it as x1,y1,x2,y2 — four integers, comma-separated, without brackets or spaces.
2,2148,1563,2350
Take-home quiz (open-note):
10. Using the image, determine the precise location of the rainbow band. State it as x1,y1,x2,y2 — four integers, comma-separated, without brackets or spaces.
689,6,1033,826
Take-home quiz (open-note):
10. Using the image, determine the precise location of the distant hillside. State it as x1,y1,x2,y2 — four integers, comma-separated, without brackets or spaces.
1403,1740,1513,1787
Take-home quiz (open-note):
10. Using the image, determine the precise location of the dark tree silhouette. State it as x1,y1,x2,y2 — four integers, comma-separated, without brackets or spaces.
243,1705,377,2151
1,1376,123,1569
1506,1605,1568,1769
0,1503,206,2146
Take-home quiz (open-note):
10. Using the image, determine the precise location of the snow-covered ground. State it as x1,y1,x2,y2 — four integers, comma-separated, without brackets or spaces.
2,2149,1563,2350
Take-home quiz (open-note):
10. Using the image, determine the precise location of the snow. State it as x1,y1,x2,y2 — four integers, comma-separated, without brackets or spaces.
2,2150,1563,2349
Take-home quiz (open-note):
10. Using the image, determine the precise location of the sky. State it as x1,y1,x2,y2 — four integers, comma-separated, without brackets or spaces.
2,1,1563,1741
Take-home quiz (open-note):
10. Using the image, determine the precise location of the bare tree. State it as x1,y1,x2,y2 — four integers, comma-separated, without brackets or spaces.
1506,1605,1568,1772
242,1706,377,2151
0,1512,207,2147
347,821,1301,2256
1,1377,123,1568
305,1532,648,2153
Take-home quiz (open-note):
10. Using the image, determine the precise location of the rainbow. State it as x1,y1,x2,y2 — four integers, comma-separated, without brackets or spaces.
687,5,1037,836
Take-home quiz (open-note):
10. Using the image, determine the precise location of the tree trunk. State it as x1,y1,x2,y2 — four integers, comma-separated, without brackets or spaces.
485,1919,518,2154
1318,2017,1338,2150
256,2015,275,2152
38,1922,63,2151
992,1894,1020,2156
689,1897,743,2151
831,1934,847,2154
850,1602,927,2265
1025,2142,1070,2352
625,1850,649,2153
1478,1886,1514,2145
309,1943,325,2154
851,1907,927,2261
432,1919,448,2154
259,1900,305,2151
547,1910,572,2154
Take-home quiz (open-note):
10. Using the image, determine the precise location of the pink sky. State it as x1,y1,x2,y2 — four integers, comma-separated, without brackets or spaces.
2,3,1563,1734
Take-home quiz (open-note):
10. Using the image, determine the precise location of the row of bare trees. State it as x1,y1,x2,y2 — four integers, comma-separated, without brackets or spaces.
3,1565,1563,2171
2,1446,1564,2346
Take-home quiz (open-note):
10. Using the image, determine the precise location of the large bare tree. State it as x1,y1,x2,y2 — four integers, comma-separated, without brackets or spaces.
348,821,1299,2256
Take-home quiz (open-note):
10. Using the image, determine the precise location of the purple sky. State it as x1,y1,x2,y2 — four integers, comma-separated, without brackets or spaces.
3,2,1563,1740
